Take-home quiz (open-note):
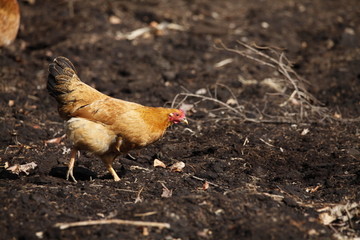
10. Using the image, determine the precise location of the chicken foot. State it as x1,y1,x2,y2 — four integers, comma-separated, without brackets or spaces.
66,148,78,183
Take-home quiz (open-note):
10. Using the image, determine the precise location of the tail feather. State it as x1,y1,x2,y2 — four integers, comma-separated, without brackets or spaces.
47,56,106,119
47,56,77,98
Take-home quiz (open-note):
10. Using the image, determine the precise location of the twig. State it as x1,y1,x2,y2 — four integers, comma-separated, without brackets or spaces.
214,40,335,122
54,219,170,230
134,186,144,203
180,93,239,113
344,204,354,229
259,138,276,148
134,211,158,217
191,175,221,188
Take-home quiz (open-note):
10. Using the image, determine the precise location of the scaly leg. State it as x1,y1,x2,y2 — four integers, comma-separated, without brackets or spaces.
66,148,78,183
101,155,121,181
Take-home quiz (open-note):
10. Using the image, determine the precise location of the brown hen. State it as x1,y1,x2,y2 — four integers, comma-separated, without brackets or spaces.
47,57,187,182
0,0,20,47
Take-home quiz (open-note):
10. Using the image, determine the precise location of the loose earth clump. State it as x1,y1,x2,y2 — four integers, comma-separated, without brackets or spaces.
1,1,360,239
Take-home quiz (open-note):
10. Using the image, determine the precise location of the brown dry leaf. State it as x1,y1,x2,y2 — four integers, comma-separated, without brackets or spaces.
1,162,9,168
153,159,166,168
8,100,15,107
179,103,194,112
142,227,149,236
202,181,210,190
169,161,185,172
44,134,66,145
197,228,212,238
319,212,336,225
7,162,37,175
334,112,342,119
226,98,237,106
161,183,173,198
301,128,310,136
109,15,121,24
318,202,360,225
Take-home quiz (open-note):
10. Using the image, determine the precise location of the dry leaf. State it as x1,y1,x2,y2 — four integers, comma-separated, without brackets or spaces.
7,162,37,175
1,162,9,168
214,58,233,68
318,202,360,225
301,128,310,136
161,183,173,198
153,159,166,168
8,100,15,107
142,227,149,236
261,78,285,93
319,212,336,225
195,88,207,95
44,134,66,145
179,103,194,112
334,112,342,119
109,15,121,24
169,161,185,172
226,98,237,106
202,181,210,190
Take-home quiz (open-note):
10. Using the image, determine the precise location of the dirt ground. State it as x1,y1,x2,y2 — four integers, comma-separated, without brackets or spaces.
1,0,360,239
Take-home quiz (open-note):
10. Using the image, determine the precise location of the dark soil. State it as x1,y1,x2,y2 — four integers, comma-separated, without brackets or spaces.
1,0,360,239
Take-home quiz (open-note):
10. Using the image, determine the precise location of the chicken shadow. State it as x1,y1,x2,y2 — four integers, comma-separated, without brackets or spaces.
49,166,126,181
0,169,19,180
49,166,97,181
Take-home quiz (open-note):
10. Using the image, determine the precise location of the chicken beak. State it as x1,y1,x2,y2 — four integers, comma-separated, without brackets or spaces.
181,118,189,125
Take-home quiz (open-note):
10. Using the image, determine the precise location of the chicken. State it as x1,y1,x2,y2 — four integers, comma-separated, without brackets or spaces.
0,0,20,47
47,56,188,182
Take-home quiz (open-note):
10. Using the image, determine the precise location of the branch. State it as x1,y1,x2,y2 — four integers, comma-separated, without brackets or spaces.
54,219,171,230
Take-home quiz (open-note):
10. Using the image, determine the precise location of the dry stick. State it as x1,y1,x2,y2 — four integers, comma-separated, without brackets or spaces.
218,41,330,121
259,138,276,148
134,186,144,203
177,93,239,114
191,175,221,188
220,41,305,116
344,205,355,229
54,219,170,230
173,41,335,123
216,83,242,110
218,41,276,68
173,92,269,123
277,53,304,119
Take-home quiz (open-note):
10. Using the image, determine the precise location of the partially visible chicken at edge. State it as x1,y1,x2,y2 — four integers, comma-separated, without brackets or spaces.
0,0,20,47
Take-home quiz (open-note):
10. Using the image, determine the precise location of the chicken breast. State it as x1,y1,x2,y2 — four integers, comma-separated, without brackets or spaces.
66,117,118,155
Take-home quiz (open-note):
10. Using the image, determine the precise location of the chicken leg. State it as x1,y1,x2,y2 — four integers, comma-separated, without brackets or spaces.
101,154,121,181
66,148,78,182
